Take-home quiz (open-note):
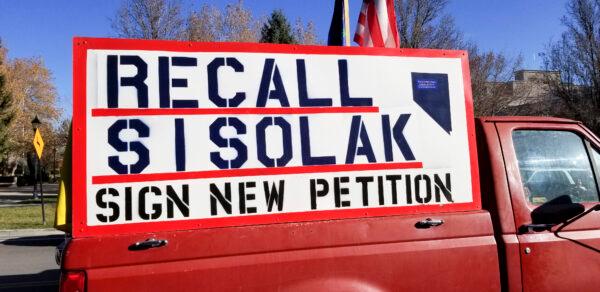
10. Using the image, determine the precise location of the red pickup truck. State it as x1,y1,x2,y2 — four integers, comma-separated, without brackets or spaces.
57,38,600,291
59,116,600,292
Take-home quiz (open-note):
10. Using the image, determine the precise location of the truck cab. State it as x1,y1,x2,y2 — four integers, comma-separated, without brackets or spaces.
478,116,600,292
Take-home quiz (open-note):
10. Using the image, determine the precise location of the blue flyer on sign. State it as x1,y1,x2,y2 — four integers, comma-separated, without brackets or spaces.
411,72,452,134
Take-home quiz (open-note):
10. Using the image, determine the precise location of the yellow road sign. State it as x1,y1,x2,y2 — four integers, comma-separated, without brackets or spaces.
33,128,44,159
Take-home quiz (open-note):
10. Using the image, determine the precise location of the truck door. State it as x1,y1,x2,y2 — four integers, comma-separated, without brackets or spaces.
496,122,600,292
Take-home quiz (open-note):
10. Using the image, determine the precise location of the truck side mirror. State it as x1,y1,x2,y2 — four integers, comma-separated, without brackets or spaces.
530,195,585,225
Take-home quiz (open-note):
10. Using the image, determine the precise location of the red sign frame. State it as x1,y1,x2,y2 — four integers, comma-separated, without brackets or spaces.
72,37,480,237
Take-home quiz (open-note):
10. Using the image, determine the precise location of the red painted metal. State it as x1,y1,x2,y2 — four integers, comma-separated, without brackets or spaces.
478,116,578,124
476,118,517,234
462,51,482,218
72,37,481,238
81,201,479,237
495,121,600,292
476,118,522,291
72,38,87,238
59,271,86,292
495,122,599,230
63,211,500,291
62,113,600,291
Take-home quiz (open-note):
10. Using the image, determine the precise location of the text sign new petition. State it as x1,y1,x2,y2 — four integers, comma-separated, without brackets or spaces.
76,39,478,235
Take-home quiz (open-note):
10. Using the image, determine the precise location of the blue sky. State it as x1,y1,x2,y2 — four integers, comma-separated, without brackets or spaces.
0,0,568,118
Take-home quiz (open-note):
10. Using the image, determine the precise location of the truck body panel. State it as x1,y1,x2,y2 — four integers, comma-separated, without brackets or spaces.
495,121,600,292
59,38,600,291
64,211,499,291
59,103,600,292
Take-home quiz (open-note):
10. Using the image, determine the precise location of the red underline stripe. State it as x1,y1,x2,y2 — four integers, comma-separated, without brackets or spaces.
92,162,423,184
92,106,380,116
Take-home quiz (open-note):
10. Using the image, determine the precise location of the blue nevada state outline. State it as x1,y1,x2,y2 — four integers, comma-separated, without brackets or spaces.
411,72,452,134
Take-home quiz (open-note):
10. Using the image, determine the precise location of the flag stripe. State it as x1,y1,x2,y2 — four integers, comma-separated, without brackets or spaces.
366,1,385,46
386,0,400,47
354,0,400,48
375,0,389,42
353,2,368,46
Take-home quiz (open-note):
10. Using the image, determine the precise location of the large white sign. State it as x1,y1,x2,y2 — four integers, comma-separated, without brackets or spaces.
73,39,478,235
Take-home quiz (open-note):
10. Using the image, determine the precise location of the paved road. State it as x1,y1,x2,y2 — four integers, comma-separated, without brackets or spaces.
0,185,59,194
0,185,58,207
0,236,63,292
0,185,63,291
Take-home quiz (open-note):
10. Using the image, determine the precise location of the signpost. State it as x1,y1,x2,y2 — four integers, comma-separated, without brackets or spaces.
72,38,479,237
32,126,45,224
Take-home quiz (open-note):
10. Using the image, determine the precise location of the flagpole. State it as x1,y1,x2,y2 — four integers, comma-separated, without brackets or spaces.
343,0,351,46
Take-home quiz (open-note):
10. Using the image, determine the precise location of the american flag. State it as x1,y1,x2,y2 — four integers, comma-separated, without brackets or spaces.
354,0,400,48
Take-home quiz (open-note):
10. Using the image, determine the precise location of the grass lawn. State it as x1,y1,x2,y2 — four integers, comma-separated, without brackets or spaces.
0,199,57,229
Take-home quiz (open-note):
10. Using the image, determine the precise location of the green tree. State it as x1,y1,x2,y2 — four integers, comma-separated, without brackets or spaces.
260,10,296,44
0,42,14,170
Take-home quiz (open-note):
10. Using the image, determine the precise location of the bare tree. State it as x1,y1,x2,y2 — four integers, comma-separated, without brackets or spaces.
112,0,184,40
395,0,463,49
186,1,260,43
467,44,525,116
394,0,523,116
221,0,261,42
542,0,600,133
186,4,222,42
294,19,320,45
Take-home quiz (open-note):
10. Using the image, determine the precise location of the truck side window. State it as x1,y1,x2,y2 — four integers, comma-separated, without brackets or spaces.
593,147,600,169
512,130,599,205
